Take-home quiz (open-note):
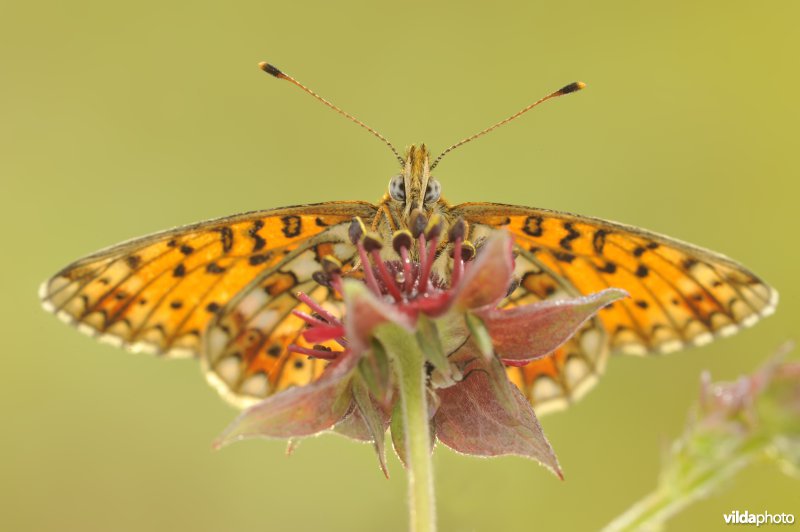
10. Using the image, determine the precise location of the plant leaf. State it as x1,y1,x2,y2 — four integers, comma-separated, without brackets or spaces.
481,288,627,363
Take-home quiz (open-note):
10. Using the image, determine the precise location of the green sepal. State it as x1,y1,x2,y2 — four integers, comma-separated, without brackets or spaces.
416,315,450,378
358,339,392,405
485,355,519,416
465,311,493,360
390,398,409,468
352,374,389,477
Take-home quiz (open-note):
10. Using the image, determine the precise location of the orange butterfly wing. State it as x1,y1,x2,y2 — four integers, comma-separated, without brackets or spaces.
498,246,611,414
456,202,778,413
202,259,360,407
39,202,375,359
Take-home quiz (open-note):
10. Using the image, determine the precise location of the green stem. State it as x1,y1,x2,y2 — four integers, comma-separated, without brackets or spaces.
602,434,771,532
375,324,436,532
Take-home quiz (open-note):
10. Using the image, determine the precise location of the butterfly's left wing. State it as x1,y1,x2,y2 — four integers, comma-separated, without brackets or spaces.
455,202,778,413
40,202,376,359
40,202,377,408
202,257,359,408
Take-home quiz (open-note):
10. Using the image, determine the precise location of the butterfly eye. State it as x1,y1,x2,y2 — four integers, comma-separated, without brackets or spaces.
389,175,406,201
424,178,441,203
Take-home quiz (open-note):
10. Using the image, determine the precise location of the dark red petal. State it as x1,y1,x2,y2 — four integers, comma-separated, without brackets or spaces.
452,231,514,309
482,288,628,363
213,353,359,447
333,406,374,442
434,363,562,478
343,280,413,353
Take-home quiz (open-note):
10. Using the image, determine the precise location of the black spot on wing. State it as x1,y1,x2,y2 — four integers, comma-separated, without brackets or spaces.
267,344,282,357
596,261,617,274
216,227,234,253
249,253,273,266
559,222,581,251
522,215,543,237
592,230,608,255
553,251,575,263
281,216,302,238
206,262,225,274
248,220,267,252
125,255,141,269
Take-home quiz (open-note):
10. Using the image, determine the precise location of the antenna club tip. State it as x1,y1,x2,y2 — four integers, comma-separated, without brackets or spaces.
557,81,587,95
258,62,285,78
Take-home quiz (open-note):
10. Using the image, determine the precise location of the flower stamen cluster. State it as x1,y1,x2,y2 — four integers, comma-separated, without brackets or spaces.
288,211,479,363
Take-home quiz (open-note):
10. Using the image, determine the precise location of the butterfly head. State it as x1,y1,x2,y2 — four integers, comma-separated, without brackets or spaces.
388,144,441,217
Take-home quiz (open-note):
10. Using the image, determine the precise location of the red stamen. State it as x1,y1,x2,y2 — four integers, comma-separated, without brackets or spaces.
288,344,341,360
291,309,329,328
417,233,427,283
400,247,413,293
451,237,464,287
419,236,438,294
357,242,382,296
371,249,403,301
296,291,339,324
302,323,346,343
411,290,452,316
330,273,343,295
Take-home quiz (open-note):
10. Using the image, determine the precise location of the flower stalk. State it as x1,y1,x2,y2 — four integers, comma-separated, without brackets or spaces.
375,323,437,532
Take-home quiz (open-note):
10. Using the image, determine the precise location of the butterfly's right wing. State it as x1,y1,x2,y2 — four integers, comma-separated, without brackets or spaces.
457,202,778,415
501,245,611,415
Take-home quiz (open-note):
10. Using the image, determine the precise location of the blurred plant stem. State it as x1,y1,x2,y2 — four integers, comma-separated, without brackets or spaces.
604,343,799,532
376,324,436,532
603,433,771,531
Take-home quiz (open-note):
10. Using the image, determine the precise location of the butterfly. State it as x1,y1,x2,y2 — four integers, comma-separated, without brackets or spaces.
40,63,778,415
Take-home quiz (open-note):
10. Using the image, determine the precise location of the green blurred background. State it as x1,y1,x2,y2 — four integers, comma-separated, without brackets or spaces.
2,1,798,530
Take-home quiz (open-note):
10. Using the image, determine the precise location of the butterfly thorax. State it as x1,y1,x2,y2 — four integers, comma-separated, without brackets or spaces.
379,144,450,239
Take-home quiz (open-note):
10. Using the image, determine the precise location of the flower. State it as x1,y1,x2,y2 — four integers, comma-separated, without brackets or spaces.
214,212,627,479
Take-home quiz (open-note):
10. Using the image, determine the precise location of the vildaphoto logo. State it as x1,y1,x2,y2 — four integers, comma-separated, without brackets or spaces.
724,510,795,526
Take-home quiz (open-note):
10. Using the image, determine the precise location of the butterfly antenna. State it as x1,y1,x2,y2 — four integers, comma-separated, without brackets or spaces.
430,81,587,170
259,62,405,166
